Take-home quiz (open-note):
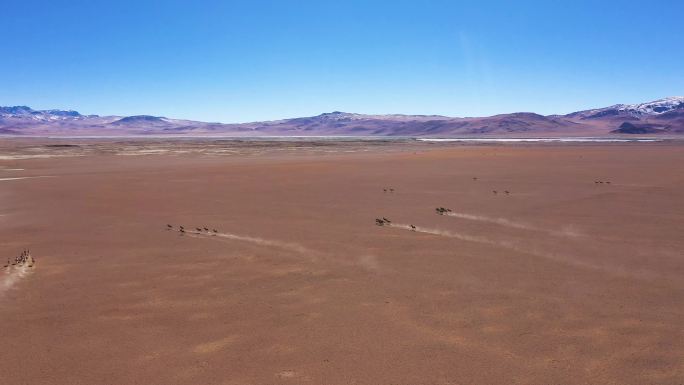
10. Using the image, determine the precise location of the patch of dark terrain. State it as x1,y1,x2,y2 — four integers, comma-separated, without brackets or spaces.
44,144,81,148
612,122,668,134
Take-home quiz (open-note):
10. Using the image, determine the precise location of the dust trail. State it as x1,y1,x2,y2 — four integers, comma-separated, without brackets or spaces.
185,230,313,254
213,231,312,254
445,212,536,231
387,223,665,281
1,264,32,296
390,223,501,246
443,211,583,238
0,176,55,182
357,254,381,272
182,230,383,272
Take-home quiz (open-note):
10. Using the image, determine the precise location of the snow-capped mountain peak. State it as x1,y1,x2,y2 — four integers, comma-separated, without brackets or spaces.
0,106,86,121
617,96,684,116
571,96,684,119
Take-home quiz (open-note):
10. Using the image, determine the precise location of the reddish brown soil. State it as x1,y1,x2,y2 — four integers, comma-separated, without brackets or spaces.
1,140,683,384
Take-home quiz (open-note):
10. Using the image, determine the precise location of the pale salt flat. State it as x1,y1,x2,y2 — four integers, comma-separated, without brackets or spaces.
418,138,662,143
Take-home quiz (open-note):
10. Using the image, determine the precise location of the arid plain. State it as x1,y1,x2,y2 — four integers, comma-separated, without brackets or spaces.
1,139,683,385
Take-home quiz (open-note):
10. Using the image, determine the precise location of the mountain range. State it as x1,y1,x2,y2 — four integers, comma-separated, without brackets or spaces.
1,97,683,137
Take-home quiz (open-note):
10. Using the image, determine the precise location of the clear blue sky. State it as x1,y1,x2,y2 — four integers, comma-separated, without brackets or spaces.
2,0,683,122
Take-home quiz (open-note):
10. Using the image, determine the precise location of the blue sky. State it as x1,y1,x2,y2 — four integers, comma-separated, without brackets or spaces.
2,0,683,122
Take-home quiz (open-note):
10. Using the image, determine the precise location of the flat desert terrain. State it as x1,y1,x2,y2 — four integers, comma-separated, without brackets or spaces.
1,139,683,385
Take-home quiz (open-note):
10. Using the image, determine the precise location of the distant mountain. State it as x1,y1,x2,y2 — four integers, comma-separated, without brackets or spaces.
111,115,172,127
569,96,684,119
566,97,684,134
0,106,84,120
1,97,683,137
0,106,35,115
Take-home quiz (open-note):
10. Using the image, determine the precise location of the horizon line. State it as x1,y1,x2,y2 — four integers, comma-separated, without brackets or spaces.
2,95,682,124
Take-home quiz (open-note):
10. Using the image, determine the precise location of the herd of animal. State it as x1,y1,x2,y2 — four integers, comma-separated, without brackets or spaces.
375,176,608,234
3,249,34,269
375,217,417,231
166,224,218,235
469,177,514,195
167,176,607,243
375,206,456,230
376,180,505,231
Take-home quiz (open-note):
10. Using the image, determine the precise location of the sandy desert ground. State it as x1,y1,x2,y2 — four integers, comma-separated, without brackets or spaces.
1,138,683,385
